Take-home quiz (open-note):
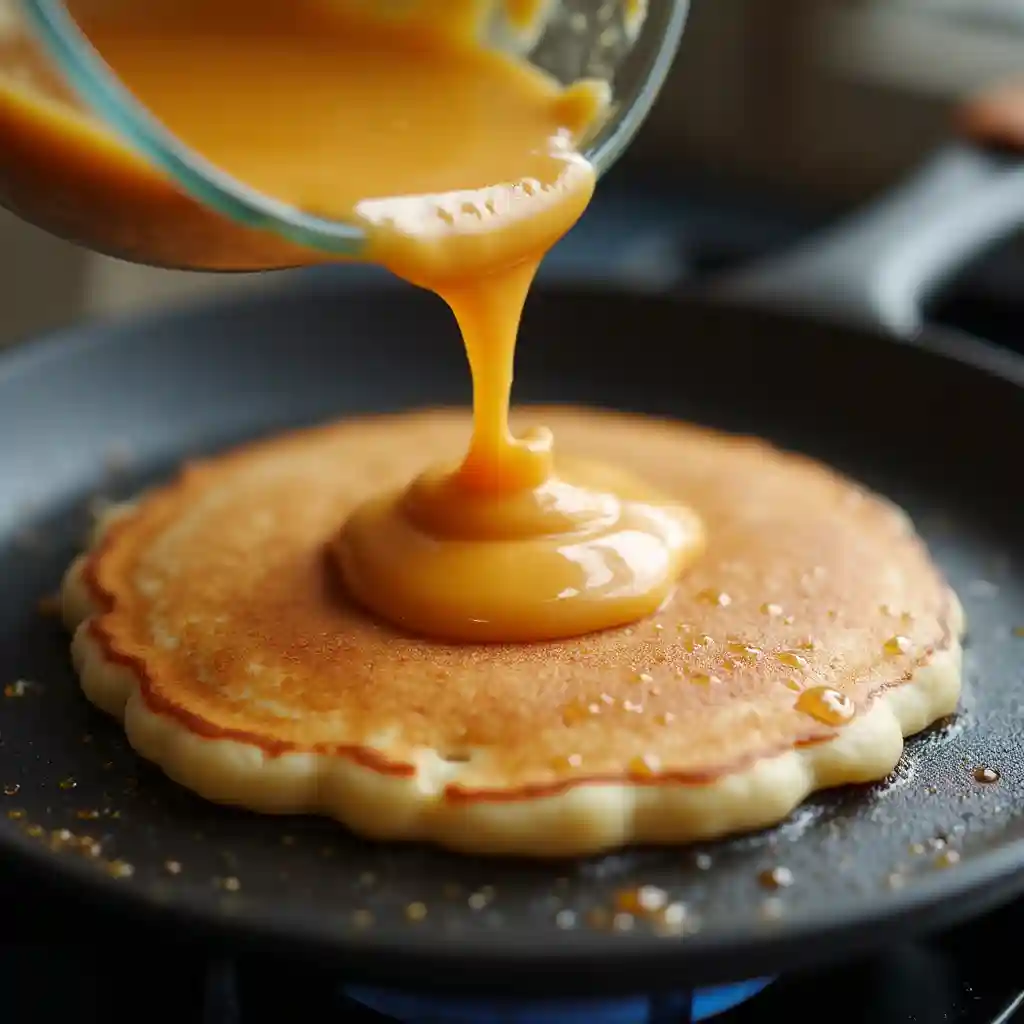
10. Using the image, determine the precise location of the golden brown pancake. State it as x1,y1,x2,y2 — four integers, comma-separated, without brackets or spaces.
61,407,964,857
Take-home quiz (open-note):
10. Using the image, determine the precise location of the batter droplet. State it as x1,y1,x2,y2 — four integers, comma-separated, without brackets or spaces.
776,650,808,670
614,885,668,916
884,635,912,656
795,686,855,726
758,865,794,890
629,754,660,776
683,634,714,652
728,642,762,661
561,700,601,725
653,901,690,934
689,672,719,687
551,753,583,770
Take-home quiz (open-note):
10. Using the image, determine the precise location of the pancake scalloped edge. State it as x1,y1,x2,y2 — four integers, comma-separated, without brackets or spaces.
61,502,964,858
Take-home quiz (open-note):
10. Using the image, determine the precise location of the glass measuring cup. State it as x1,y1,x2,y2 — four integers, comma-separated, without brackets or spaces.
0,0,689,271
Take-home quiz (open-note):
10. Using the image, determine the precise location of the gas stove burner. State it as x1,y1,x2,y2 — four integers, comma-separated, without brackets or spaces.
344,978,775,1023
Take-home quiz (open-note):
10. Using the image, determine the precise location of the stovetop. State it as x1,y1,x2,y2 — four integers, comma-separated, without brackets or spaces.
5,172,1024,1024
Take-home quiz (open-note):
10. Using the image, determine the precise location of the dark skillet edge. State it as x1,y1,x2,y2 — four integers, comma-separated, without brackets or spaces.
0,269,398,390
4,811,1024,996
713,289,1024,393
3,268,1024,400
0,262,616,392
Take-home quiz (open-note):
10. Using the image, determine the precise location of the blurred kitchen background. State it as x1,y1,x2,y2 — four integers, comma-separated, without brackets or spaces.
3,0,1022,346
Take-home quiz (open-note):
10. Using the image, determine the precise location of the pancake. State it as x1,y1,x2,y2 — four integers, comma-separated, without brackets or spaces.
61,407,964,857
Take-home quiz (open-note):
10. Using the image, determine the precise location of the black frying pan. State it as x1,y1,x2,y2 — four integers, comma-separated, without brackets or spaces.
2,91,1024,1001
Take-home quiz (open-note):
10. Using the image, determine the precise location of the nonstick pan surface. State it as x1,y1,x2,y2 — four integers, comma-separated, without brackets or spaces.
0,271,1023,995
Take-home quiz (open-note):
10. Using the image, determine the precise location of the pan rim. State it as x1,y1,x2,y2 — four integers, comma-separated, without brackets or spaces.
3,271,1024,392
1,279,1023,992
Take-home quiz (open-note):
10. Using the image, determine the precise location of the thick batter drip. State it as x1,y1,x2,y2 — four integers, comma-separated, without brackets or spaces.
5,0,703,640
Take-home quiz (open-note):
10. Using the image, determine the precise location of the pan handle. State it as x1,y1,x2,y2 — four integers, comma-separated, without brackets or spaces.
712,82,1024,336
